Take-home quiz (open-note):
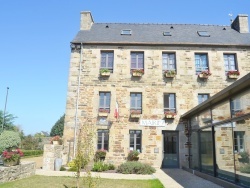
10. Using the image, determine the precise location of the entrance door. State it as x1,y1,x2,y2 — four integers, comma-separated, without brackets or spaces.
162,131,179,168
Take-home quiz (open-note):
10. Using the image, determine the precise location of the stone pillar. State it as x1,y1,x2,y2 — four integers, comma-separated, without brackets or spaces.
42,144,63,171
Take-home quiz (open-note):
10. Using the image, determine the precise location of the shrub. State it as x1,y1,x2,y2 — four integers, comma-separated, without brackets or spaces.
68,166,77,172
94,149,107,161
117,161,156,174
127,150,140,161
92,161,115,172
239,152,249,163
240,164,250,174
0,131,21,153
22,150,43,157
60,166,66,171
67,159,76,168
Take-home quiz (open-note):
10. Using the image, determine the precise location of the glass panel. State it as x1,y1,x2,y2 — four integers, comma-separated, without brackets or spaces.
224,54,236,72
200,127,214,175
212,100,231,123
231,88,250,117
164,94,175,112
190,131,200,170
195,54,208,73
198,94,209,104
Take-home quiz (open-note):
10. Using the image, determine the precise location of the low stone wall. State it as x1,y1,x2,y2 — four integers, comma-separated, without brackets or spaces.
0,161,36,183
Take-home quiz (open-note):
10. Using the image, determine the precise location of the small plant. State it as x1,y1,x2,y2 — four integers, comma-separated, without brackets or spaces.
60,166,67,171
235,111,245,117
227,70,240,76
240,164,250,174
130,110,141,114
92,160,109,172
100,68,110,73
164,70,176,75
132,69,144,74
164,111,176,116
95,149,107,161
200,70,211,76
239,151,249,163
98,108,110,113
50,135,62,144
2,148,23,163
117,161,156,174
127,150,140,161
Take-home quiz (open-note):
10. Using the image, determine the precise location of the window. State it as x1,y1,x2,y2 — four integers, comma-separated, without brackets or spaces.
99,92,111,112
224,54,237,73
195,54,208,74
131,52,144,71
162,53,176,71
163,32,171,36
121,29,132,35
198,94,209,104
129,130,142,152
101,51,114,72
197,31,210,37
130,93,142,113
234,131,245,153
97,129,109,150
164,93,176,113
231,97,241,115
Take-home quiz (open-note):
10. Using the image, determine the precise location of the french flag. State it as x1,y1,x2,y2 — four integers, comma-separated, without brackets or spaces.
114,101,119,119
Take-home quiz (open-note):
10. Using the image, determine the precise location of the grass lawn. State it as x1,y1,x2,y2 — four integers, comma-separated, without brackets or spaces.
1,175,164,188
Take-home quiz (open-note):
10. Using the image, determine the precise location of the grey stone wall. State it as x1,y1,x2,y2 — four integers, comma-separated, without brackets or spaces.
0,161,35,183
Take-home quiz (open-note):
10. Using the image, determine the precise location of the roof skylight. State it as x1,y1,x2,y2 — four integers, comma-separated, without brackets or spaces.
197,31,210,37
163,32,171,36
121,29,132,35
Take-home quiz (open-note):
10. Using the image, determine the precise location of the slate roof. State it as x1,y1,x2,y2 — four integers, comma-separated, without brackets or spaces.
72,23,250,46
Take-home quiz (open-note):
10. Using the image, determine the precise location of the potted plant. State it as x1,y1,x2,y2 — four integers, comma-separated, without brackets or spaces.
95,149,107,161
164,70,176,78
227,70,240,79
130,110,141,118
100,68,111,76
50,135,62,145
98,108,110,116
131,69,144,77
165,111,176,119
235,111,245,117
2,148,23,167
127,150,140,161
198,70,211,79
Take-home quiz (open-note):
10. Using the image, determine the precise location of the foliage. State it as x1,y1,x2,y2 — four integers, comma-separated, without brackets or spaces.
50,114,65,137
92,160,115,172
67,159,77,168
200,70,211,76
2,148,23,162
22,150,43,157
130,110,141,114
100,68,110,73
0,110,17,131
99,108,110,113
240,164,250,174
132,69,144,74
0,130,21,153
164,111,177,116
239,152,249,163
227,70,240,76
127,150,140,161
164,70,176,75
60,166,66,171
50,135,62,144
95,149,107,160
117,161,156,174
21,135,40,150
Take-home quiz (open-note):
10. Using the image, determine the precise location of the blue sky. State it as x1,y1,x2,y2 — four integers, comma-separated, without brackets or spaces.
0,0,249,135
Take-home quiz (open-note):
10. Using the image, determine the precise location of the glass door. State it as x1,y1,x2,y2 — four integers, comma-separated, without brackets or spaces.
162,131,179,168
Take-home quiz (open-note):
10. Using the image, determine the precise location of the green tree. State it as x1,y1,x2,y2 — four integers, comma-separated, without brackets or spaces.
21,135,40,150
50,114,65,137
0,110,17,131
0,130,21,153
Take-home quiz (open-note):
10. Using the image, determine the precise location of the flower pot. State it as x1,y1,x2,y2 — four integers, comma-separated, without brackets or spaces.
131,114,140,118
99,157,105,161
3,159,19,167
100,72,110,76
132,72,143,77
228,74,238,79
99,112,109,116
131,157,139,161
165,114,176,119
198,74,208,79
53,141,60,145
165,73,175,78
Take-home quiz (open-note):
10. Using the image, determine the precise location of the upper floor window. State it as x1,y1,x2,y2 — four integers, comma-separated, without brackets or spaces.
224,54,237,73
129,130,142,152
164,93,176,113
97,129,109,151
130,93,142,113
198,94,209,104
101,51,114,72
131,52,144,71
162,53,176,71
195,54,208,74
99,92,111,113
231,97,241,116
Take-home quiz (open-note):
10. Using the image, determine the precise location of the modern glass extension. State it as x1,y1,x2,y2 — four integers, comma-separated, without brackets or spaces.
182,73,250,188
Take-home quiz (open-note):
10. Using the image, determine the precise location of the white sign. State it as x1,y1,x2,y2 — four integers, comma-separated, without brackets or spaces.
140,119,166,127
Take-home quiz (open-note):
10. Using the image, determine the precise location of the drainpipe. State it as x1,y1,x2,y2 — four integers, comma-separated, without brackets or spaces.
73,43,82,158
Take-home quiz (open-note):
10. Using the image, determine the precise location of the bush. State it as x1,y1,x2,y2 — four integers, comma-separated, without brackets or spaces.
92,161,115,172
127,150,140,161
239,152,249,163
0,131,21,153
68,166,77,172
67,160,76,168
117,161,156,174
60,166,66,171
240,164,250,174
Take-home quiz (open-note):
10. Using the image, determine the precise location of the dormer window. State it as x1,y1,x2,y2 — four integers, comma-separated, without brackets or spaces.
121,29,132,35
197,31,210,37
163,32,171,36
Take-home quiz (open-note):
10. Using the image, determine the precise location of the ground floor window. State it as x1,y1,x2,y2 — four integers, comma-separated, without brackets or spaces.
129,130,142,152
97,129,109,150
234,131,245,153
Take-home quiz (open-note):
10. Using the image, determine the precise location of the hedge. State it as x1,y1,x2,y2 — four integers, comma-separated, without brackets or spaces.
22,150,44,157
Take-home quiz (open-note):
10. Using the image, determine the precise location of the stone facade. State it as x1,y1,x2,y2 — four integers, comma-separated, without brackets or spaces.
63,12,250,168
0,161,35,183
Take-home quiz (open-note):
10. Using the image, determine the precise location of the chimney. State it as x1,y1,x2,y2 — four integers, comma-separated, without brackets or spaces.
231,14,249,33
80,11,94,30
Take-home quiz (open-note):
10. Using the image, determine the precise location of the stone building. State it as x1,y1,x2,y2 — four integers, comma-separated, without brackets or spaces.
63,11,250,173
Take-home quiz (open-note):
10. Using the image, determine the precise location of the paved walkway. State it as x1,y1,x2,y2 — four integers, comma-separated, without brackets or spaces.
36,168,224,188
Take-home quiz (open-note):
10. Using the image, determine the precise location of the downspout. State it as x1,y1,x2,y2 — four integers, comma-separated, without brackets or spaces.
73,43,82,158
